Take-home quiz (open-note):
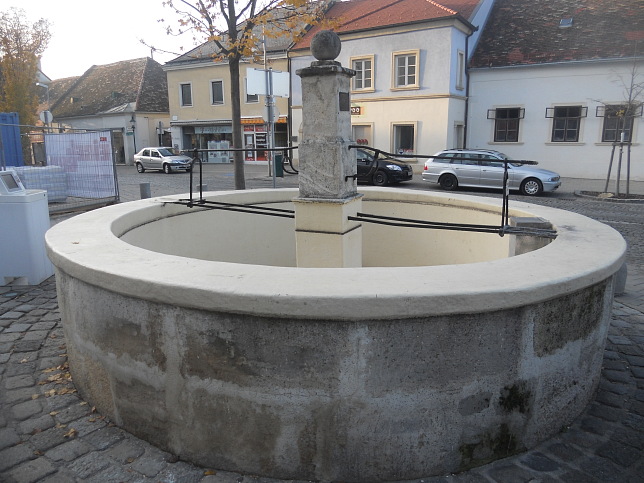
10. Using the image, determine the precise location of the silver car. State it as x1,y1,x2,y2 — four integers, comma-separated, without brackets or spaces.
134,147,193,174
422,149,561,196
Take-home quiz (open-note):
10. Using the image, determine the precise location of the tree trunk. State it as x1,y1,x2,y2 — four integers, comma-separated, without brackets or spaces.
229,56,246,190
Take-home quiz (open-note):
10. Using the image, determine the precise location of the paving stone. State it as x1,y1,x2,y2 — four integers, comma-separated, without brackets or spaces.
22,331,49,342
0,427,21,450
0,314,25,323
55,403,91,424
66,414,108,437
28,426,69,452
12,399,44,421
4,374,36,389
83,425,126,450
603,368,633,384
13,340,45,353
45,438,92,462
595,388,630,408
580,455,627,482
544,441,584,462
92,464,140,482
4,457,56,483
105,438,146,464
5,361,38,377
37,468,79,483
4,386,41,405
0,443,35,472
156,460,209,483
67,451,113,479
126,448,169,477
597,440,642,467
588,402,627,422
18,414,55,437
0,332,22,342
29,322,57,332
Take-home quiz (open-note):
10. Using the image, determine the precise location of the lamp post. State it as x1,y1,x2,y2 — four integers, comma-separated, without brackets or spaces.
129,114,137,154
36,82,52,132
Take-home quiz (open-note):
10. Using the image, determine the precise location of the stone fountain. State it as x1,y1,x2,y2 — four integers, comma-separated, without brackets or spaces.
46,32,626,481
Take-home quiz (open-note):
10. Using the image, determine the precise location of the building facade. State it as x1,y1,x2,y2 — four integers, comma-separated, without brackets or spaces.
163,37,291,163
467,0,643,181
289,0,494,169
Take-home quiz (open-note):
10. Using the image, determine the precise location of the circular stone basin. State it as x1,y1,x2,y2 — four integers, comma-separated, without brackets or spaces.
46,188,625,481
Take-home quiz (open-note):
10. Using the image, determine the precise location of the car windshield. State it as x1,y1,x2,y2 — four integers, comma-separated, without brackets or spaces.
158,148,176,157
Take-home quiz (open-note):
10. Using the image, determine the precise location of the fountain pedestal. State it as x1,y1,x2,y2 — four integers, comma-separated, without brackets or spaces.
295,35,361,267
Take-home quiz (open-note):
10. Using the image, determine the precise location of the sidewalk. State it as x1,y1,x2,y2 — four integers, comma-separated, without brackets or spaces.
1,172,643,482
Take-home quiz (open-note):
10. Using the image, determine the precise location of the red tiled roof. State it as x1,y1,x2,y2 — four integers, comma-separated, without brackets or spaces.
470,0,644,68
294,0,481,50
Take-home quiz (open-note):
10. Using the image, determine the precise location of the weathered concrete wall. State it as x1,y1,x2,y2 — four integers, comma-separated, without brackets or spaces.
55,271,614,481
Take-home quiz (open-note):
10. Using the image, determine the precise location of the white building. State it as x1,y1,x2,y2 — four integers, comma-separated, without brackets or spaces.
289,0,495,169
467,0,643,181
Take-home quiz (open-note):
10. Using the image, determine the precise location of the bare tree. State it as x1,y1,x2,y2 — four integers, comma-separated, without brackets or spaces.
158,0,328,190
600,58,643,197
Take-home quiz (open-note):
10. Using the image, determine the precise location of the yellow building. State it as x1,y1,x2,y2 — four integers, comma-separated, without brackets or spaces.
164,38,290,164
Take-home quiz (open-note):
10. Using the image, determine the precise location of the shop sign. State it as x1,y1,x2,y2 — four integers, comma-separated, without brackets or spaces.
351,106,362,115
195,126,232,134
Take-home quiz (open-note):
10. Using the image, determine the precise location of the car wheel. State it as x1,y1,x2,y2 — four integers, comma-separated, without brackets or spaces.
372,170,388,186
163,164,172,174
135,163,145,173
439,173,458,190
520,178,543,196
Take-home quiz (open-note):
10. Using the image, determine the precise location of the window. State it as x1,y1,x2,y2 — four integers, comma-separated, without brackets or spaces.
488,107,524,142
601,105,635,142
548,106,585,142
351,56,374,91
456,51,465,90
180,83,192,107
393,50,420,89
211,80,224,105
245,78,258,103
392,124,415,155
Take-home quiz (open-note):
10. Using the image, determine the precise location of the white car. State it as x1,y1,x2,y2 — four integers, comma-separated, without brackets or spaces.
422,149,561,196
134,147,193,174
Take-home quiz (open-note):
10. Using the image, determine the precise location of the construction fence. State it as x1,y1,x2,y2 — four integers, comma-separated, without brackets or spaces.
1,124,119,214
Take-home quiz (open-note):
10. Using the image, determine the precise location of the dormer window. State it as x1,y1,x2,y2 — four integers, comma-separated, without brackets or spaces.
559,18,573,28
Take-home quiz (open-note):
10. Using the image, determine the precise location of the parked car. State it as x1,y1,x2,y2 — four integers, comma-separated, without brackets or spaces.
134,147,193,174
422,149,561,196
356,148,413,186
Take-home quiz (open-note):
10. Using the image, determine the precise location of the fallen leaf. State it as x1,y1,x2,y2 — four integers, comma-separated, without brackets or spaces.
49,411,59,416
44,389,56,397
204,470,217,476
88,418,96,423
126,457,135,463
20,358,29,363
56,423,67,429
34,450,44,456
63,428,77,438
31,394,40,400
79,401,88,406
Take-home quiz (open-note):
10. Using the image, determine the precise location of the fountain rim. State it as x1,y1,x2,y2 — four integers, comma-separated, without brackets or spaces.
45,187,626,321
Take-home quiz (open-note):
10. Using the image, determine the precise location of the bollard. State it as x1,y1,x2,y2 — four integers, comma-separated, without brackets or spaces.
139,183,151,199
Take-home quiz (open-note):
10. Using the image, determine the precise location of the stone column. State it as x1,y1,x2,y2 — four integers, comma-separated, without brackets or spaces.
293,31,363,268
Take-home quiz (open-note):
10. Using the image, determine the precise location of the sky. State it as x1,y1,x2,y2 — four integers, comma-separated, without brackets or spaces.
11,0,194,80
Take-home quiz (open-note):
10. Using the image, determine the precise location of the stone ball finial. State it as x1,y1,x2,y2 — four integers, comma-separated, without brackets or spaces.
310,30,341,61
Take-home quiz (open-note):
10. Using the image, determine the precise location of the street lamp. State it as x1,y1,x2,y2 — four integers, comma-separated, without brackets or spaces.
36,82,52,132
129,114,137,153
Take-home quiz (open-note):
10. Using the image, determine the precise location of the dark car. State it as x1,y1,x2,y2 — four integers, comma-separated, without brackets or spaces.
356,148,414,186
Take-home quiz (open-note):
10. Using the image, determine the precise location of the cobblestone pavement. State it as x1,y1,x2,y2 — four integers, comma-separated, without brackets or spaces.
1,166,643,482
